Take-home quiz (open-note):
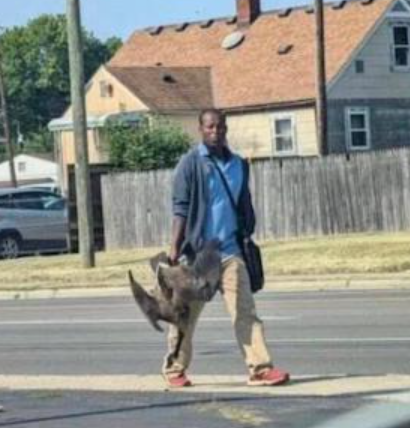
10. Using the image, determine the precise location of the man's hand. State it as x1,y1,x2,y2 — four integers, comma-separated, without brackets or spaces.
168,246,180,266
169,216,186,266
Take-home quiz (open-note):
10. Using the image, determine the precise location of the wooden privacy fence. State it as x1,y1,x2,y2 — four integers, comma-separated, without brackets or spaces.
101,148,410,249
67,164,112,252
102,170,174,249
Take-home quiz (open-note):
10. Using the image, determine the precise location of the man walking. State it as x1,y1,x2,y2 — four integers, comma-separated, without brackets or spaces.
164,108,290,388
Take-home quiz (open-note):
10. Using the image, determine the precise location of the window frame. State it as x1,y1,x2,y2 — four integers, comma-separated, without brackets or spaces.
345,107,371,151
270,113,298,156
390,23,410,71
99,80,114,98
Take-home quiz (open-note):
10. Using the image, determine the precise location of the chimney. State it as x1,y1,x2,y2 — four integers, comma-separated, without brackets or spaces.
236,0,261,28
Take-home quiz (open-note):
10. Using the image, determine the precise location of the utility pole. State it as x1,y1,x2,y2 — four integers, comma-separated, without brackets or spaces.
66,0,95,268
0,38,17,187
315,0,328,155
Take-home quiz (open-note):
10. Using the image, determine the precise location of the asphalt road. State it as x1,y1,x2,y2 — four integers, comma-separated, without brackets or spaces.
0,289,409,376
0,289,409,428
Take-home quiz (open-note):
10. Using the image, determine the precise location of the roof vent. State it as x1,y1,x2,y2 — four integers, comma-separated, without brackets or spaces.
278,8,293,17
277,44,293,55
176,22,189,32
163,74,177,84
332,1,346,10
226,16,238,25
149,26,163,36
221,31,246,50
305,6,315,14
361,0,374,5
200,19,214,29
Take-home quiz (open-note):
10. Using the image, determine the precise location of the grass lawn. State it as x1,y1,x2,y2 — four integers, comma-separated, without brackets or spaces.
1,231,410,292
261,231,410,275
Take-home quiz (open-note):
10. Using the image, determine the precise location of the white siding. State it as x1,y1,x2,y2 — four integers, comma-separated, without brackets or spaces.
329,16,410,99
0,155,58,184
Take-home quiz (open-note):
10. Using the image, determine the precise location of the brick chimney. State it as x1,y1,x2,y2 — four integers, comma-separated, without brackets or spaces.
237,0,261,28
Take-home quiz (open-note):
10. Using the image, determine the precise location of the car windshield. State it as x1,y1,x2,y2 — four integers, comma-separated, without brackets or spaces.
43,197,66,211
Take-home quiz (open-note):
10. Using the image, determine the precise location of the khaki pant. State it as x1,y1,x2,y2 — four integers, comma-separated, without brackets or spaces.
163,256,272,376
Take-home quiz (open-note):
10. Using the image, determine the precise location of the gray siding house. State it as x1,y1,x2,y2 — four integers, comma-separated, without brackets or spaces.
328,0,410,153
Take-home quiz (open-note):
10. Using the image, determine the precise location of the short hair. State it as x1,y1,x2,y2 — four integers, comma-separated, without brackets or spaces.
198,108,226,126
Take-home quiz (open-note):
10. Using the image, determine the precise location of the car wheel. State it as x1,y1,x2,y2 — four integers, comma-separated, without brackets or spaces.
0,235,20,259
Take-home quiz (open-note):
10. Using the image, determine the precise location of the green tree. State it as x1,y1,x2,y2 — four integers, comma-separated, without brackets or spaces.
22,129,54,154
105,116,192,171
0,14,122,145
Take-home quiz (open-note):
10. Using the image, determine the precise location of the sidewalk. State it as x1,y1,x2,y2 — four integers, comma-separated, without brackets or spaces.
1,273,409,300
0,373,409,397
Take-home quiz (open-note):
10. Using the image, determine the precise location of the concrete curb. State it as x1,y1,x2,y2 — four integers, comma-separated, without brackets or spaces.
0,374,409,397
1,275,410,300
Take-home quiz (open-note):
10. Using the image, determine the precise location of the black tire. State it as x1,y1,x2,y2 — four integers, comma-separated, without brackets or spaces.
0,234,21,259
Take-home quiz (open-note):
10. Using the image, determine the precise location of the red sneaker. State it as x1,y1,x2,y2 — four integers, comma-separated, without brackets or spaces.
164,372,192,388
248,368,290,386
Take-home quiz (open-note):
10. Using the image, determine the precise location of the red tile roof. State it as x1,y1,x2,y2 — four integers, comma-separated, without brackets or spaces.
107,66,213,111
109,0,393,110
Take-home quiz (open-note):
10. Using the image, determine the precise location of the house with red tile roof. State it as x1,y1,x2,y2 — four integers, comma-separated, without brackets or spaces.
50,0,410,187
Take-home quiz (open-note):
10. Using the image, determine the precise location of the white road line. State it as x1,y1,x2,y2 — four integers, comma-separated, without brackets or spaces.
0,315,297,326
370,392,410,403
1,292,409,311
1,297,410,312
0,304,136,311
215,337,410,344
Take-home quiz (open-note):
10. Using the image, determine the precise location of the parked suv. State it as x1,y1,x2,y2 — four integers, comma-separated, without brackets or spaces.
0,188,68,259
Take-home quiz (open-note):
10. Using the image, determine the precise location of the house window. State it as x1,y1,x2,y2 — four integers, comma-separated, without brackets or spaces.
355,59,365,73
345,107,371,150
391,25,410,69
100,80,114,98
17,161,26,172
270,114,297,155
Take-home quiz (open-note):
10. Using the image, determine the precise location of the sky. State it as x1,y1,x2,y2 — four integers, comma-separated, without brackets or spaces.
1,0,309,41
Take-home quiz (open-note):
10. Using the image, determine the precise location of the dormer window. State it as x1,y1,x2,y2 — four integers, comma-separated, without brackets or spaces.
391,24,410,69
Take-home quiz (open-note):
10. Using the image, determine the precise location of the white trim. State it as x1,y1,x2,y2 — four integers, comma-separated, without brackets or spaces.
269,113,298,156
390,22,410,70
48,111,143,132
345,107,371,151
386,0,410,17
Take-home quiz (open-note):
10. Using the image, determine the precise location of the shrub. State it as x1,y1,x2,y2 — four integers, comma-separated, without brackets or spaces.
104,115,192,171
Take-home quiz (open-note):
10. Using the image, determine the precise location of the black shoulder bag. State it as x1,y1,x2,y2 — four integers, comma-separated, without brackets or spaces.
209,157,264,293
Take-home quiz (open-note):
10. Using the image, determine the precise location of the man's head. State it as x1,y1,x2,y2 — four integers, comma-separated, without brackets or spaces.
198,109,227,151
